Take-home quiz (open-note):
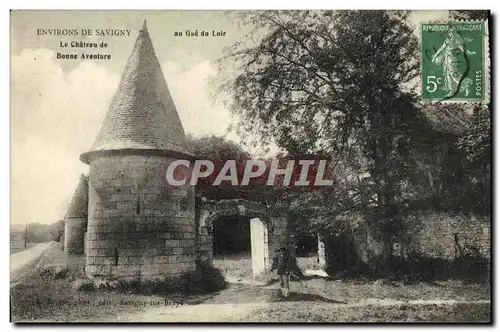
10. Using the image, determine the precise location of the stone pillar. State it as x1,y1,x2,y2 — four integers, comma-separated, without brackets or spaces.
268,216,289,270
250,218,268,275
318,233,327,270
196,209,213,263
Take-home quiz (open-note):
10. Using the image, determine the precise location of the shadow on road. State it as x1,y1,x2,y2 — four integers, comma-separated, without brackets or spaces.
269,292,346,304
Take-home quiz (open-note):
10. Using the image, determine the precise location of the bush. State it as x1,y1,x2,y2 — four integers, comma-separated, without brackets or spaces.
184,261,228,293
388,250,490,283
72,261,228,295
38,265,70,280
73,278,97,292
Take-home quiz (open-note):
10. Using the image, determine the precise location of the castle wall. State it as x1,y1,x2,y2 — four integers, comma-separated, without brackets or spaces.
404,213,490,260
84,232,88,256
317,213,491,274
85,154,196,280
64,217,86,255
60,234,65,251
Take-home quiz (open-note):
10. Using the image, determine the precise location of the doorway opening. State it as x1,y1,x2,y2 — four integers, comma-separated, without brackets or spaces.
213,215,251,257
211,215,269,277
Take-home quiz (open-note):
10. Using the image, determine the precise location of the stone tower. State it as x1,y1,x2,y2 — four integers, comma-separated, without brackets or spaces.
64,174,88,255
80,21,196,281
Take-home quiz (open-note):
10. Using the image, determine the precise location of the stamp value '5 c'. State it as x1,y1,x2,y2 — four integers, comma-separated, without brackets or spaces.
421,21,486,102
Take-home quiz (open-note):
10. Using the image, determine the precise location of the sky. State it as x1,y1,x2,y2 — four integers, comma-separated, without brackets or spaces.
10,10,448,226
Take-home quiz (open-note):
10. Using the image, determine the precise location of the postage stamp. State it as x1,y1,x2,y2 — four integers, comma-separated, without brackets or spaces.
421,21,487,102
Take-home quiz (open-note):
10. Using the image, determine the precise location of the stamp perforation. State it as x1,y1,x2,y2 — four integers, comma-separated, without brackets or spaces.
419,19,490,104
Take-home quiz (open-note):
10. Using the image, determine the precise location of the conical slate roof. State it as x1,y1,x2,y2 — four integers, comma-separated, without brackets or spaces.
80,20,192,164
65,174,88,219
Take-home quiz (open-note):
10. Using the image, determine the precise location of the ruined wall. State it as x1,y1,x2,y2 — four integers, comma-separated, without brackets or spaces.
319,213,491,272
404,213,490,260
197,209,214,263
86,153,196,280
64,217,86,255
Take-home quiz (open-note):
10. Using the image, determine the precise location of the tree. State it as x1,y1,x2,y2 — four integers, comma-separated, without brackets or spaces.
447,9,491,216
218,10,438,263
186,134,331,211
456,104,491,215
186,134,288,202
449,10,489,21
49,219,65,242
25,223,50,243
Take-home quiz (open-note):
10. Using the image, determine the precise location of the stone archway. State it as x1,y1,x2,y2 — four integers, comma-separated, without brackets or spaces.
196,199,289,276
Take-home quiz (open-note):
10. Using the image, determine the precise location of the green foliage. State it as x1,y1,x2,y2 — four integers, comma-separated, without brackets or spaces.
219,11,422,155
73,278,98,292
185,134,300,203
49,219,65,242
219,11,427,236
11,220,65,244
218,10,491,264
186,134,250,161
39,265,71,280
186,260,228,293
186,134,255,200
449,10,489,21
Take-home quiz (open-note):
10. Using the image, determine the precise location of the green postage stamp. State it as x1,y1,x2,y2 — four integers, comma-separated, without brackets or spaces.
421,21,488,102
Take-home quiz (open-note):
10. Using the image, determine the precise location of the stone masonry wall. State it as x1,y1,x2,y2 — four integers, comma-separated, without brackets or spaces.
405,213,490,260
350,213,490,264
268,216,289,266
84,232,88,256
318,213,490,272
86,154,196,281
64,217,86,255
197,210,213,263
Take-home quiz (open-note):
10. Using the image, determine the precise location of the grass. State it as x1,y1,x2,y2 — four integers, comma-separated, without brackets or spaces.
11,243,225,322
11,276,196,322
235,302,491,322
297,256,322,271
11,249,491,322
213,253,252,278
285,277,490,303
213,253,320,279
211,253,490,306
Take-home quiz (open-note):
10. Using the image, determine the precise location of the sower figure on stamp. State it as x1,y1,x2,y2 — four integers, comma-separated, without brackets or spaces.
271,247,304,298
431,27,476,97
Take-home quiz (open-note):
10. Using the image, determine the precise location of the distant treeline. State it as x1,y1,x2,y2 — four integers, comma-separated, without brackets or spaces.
11,220,65,243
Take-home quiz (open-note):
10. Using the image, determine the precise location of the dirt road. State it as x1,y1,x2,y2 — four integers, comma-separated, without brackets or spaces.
10,242,52,283
112,283,490,322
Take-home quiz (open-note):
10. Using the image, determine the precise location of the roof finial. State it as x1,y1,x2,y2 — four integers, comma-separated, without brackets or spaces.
141,19,147,31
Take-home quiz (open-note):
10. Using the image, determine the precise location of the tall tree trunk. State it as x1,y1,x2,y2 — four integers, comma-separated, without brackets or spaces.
376,134,394,266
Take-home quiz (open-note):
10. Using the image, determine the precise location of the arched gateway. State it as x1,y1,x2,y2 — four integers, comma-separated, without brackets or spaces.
196,199,291,275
